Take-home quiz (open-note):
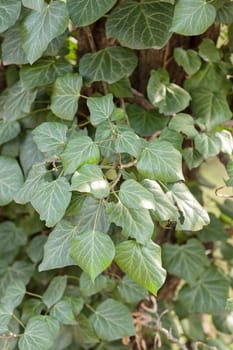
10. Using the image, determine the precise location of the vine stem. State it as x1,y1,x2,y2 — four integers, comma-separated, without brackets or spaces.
26,291,42,299
12,314,25,329
84,26,96,53
118,159,137,169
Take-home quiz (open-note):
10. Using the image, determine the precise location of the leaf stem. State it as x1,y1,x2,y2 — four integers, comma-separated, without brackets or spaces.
12,314,25,329
26,291,43,299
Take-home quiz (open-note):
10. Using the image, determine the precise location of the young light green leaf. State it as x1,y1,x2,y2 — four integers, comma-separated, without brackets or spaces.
0,120,20,145
162,239,209,284
2,24,28,65
87,94,115,126
119,179,155,210
51,73,83,120
43,276,67,309
115,240,166,296
168,113,198,138
106,0,173,49
168,182,210,231
71,164,109,199
68,0,116,27
106,201,154,244
31,177,71,227
0,156,24,206
20,58,72,88
115,130,142,158
50,300,77,325
174,48,202,75
33,122,68,156
90,299,135,341
117,276,149,304
21,1,69,64
0,0,21,33
70,230,115,282
79,46,137,84
178,267,229,314
22,0,45,12
0,221,26,254
39,220,77,271
61,136,100,175
18,316,60,350
172,0,216,35
136,139,184,183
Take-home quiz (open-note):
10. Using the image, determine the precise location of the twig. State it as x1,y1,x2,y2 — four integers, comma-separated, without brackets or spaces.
126,89,154,110
118,159,137,169
84,26,96,53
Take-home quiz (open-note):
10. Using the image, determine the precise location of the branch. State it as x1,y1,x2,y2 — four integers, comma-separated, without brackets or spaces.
126,88,154,110
118,159,137,169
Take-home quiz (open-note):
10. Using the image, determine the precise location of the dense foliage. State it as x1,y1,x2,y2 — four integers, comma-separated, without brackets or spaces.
0,0,233,349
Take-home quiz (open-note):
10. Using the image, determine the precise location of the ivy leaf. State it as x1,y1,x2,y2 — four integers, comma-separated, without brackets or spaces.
106,201,154,244
0,221,26,254
26,235,48,264
21,1,69,64
31,177,71,227
171,0,216,35
178,267,229,314
70,230,115,282
51,73,83,121
162,239,209,283
79,46,137,84
22,0,45,12
20,58,72,88
90,299,135,341
33,122,68,156
115,240,166,295
0,156,24,206
0,120,20,145
198,38,222,63
168,113,198,139
19,131,44,175
68,0,116,27
50,300,77,325
115,131,142,158
191,89,232,130
216,1,233,24
39,220,77,271
2,24,28,65
136,139,184,183
43,276,67,309
168,182,210,231
117,276,148,304
73,314,99,347
197,213,228,243
119,179,155,210
194,133,221,159
106,0,173,49
71,164,109,199
18,316,60,350
87,94,115,126
174,48,202,75
61,136,100,175
1,280,26,310
0,0,21,33
80,273,114,297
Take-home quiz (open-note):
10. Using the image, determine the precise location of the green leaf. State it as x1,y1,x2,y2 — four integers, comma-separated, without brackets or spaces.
22,0,45,12
1,81,37,121
20,58,72,88
90,299,135,341
68,0,116,27
39,220,77,271
198,38,222,62
21,1,69,64
174,48,202,75
119,179,155,210
51,73,83,121
31,177,71,227
197,213,228,242
87,94,115,126
106,201,154,244
115,240,166,295
80,273,114,297
19,131,44,175
142,179,178,221
108,77,132,98
50,300,77,325
115,131,142,158
168,113,198,138
126,104,169,137
0,221,26,254
1,280,26,310
18,316,60,350
0,120,20,145
0,156,24,206
33,122,68,156
168,182,210,231
178,267,229,314
70,230,115,282
43,276,67,309
79,46,137,84
136,139,184,183
0,0,21,33
61,136,100,175
194,133,221,158
73,314,99,347
162,239,209,283
216,1,233,24
191,89,232,130
26,235,48,263
71,164,109,199
106,0,173,49
2,24,28,65
117,275,148,304
172,0,216,35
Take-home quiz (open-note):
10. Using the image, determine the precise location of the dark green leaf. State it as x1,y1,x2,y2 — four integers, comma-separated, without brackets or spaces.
2,24,28,65
0,120,20,145
0,221,26,254
50,300,77,325
87,94,115,126
26,235,48,263
174,48,202,75
117,275,148,304
198,38,222,62
22,0,45,12
43,276,67,309
0,0,21,33
197,213,228,242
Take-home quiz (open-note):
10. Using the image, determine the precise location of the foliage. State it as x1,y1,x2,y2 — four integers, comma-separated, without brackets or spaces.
0,0,233,349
